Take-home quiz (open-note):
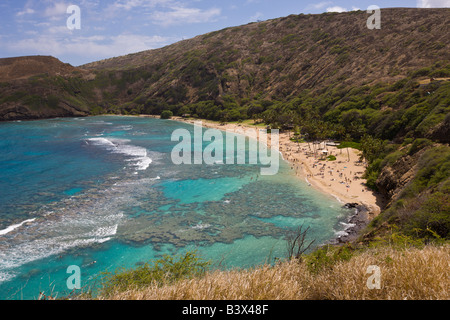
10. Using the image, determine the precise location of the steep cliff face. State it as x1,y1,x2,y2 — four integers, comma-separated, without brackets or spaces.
0,97,90,121
426,113,450,144
365,142,450,241
376,147,427,205
0,78,91,121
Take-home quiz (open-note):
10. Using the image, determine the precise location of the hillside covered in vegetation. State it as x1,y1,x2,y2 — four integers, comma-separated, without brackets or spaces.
1,8,449,122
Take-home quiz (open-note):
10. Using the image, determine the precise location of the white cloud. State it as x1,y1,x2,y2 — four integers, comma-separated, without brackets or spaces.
7,0,224,63
304,1,333,11
16,0,36,17
112,0,152,10
417,0,450,7
103,0,217,25
326,6,347,13
150,6,221,26
106,0,174,14
16,8,35,16
24,30,39,35
249,12,264,22
44,2,69,18
35,22,51,28
113,0,145,10
6,33,172,60
107,34,170,54
47,25,73,35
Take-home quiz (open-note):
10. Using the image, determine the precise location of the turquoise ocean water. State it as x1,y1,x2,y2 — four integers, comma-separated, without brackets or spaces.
0,116,350,299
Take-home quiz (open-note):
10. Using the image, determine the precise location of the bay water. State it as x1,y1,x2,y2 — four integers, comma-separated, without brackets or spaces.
0,116,350,299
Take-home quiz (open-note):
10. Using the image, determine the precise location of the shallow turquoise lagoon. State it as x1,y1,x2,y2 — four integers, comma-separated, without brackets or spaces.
0,116,350,299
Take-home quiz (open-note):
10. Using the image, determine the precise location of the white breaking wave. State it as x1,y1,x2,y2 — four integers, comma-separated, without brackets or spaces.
0,213,122,284
334,221,356,238
0,218,36,236
87,137,116,147
0,135,164,285
331,194,344,204
90,120,113,125
340,221,356,229
117,125,133,131
87,137,152,170
0,271,15,283
87,223,119,240
334,230,349,237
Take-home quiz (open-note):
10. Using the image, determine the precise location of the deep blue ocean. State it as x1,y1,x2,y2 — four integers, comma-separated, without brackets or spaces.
0,116,350,299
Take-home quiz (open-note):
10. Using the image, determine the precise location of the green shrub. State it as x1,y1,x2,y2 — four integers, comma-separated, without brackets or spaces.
335,52,349,65
47,95,60,109
90,106,104,115
330,45,349,55
408,138,433,155
402,138,413,146
337,141,361,150
305,244,354,274
278,34,300,45
365,169,380,191
160,110,173,119
311,29,329,42
411,67,432,78
430,68,450,77
415,146,450,187
381,150,404,167
290,137,305,143
368,230,427,248
404,192,450,240
99,251,210,297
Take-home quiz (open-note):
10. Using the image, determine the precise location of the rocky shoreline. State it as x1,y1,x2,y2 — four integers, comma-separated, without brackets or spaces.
331,202,372,244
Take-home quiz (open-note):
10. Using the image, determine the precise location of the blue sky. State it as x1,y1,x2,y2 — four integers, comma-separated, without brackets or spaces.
0,0,448,66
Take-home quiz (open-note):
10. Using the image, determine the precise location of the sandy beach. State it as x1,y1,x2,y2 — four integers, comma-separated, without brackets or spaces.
169,116,383,219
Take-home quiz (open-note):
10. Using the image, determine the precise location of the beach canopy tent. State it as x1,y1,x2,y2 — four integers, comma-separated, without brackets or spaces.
321,149,328,154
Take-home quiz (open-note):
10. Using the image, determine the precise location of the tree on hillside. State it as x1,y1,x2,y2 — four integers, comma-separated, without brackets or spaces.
160,110,173,119
344,133,352,162
360,134,384,163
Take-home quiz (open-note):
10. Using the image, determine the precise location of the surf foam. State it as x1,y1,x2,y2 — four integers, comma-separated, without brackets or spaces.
87,137,152,170
0,218,36,236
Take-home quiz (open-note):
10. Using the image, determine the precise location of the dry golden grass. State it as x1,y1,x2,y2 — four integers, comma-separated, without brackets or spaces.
98,244,449,300
418,77,450,85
